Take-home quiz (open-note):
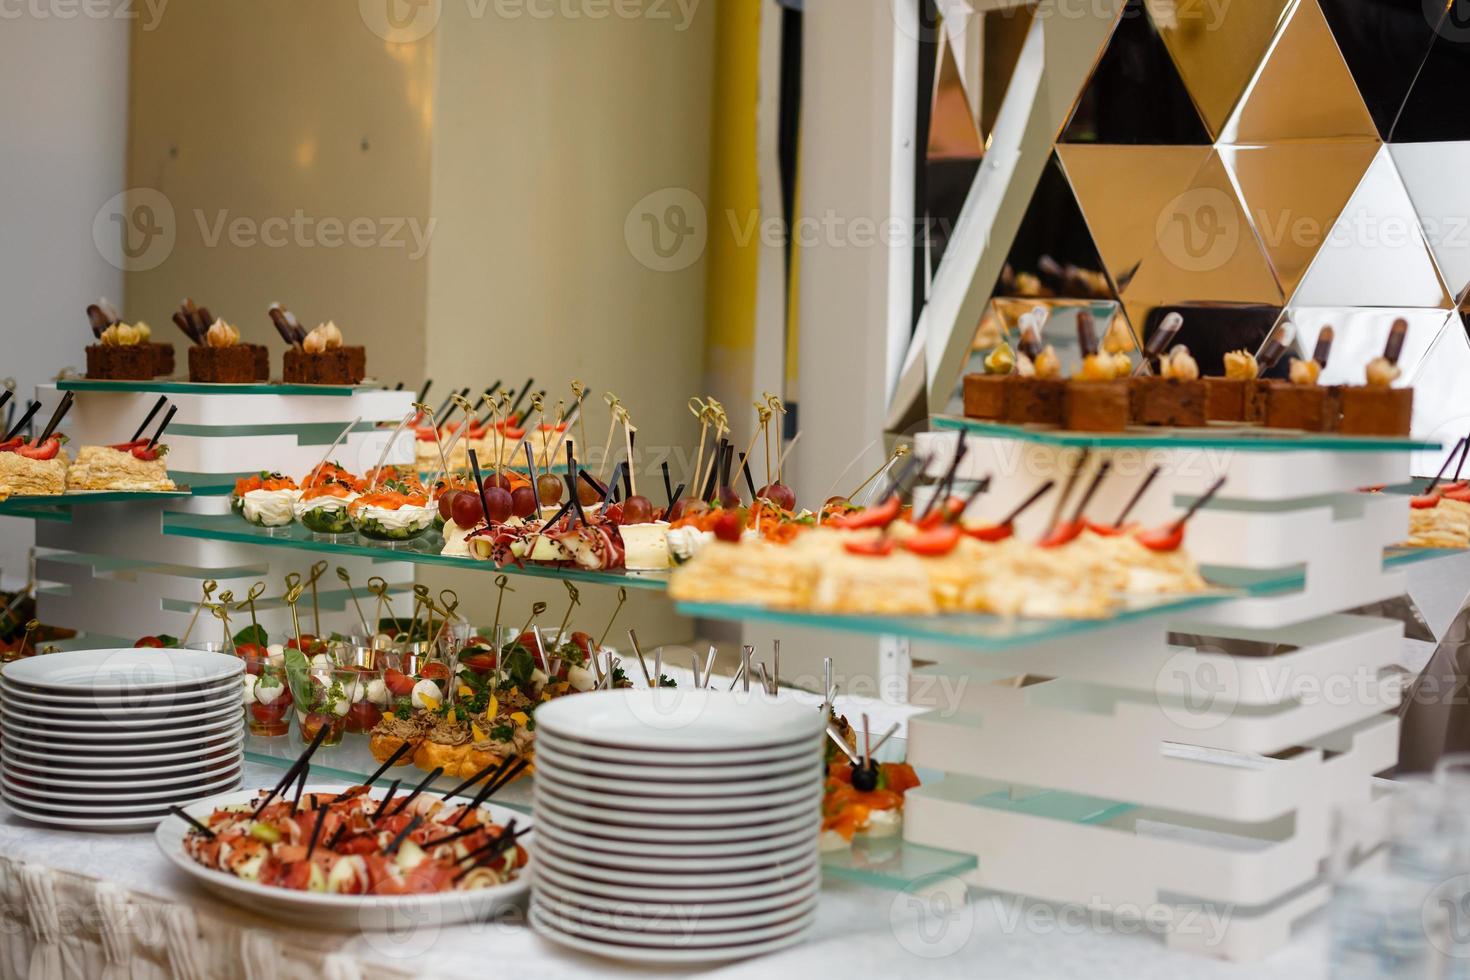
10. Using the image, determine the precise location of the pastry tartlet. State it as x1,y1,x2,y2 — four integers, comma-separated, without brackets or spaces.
66,444,175,492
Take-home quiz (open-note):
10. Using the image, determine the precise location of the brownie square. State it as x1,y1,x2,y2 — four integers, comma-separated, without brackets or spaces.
1004,378,1065,426
1065,380,1128,432
147,342,176,377
962,375,1008,421
1130,377,1207,427
1204,378,1247,422
188,345,258,383
283,347,366,385
1338,387,1413,436
85,344,154,381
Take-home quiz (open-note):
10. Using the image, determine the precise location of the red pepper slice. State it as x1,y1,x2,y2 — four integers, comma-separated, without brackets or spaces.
843,537,895,557
1136,524,1185,552
1038,520,1084,549
1411,493,1442,509
830,495,901,530
964,522,1014,542
902,524,962,556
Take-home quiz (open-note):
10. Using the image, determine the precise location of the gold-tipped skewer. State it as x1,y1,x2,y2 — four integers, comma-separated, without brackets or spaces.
306,561,327,637
234,582,266,641
284,583,306,652
554,581,580,646
16,619,39,659
212,592,235,652
335,567,370,636
179,579,218,647
491,574,513,643
596,587,628,652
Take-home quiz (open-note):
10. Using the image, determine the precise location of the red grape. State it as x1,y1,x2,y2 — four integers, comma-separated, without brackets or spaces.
437,490,458,522
577,481,602,507
450,489,484,528
536,474,564,506
483,486,514,523
510,485,538,518
717,486,741,509
759,483,797,511
621,495,655,525
485,473,512,492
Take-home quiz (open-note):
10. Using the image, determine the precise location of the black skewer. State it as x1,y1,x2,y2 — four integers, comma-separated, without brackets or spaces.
1044,449,1091,532
455,819,520,865
622,443,635,500
252,721,333,817
1069,459,1112,524
170,806,216,838
523,440,539,490
416,379,433,404
389,766,444,816
384,815,423,856
372,779,403,820
566,442,587,527
423,820,489,848
739,452,757,500
508,378,535,419
539,499,572,532
334,741,413,802
1114,467,1161,527
878,451,927,502
326,823,348,850
3,402,40,442
145,405,177,450
476,381,503,413
34,391,75,444
467,448,489,517
1454,435,1470,483
1166,476,1227,533
661,460,673,506
580,468,610,502
0,391,10,419
484,756,530,798
454,756,519,825
701,439,726,501
921,431,968,520
439,760,508,802
305,803,330,858
998,479,1055,526
290,766,309,814
1426,439,1466,494
129,395,168,443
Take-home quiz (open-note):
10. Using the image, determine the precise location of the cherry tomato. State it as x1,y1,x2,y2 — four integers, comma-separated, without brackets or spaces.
419,662,450,682
901,523,962,556
135,636,165,648
251,701,289,725
383,668,415,696
1136,524,1186,552
345,701,382,733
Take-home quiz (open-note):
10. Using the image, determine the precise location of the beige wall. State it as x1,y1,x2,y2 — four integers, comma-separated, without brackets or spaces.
125,0,435,380
417,1,716,644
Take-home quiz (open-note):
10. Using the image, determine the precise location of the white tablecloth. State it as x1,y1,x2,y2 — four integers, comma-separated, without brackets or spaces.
0,762,1332,979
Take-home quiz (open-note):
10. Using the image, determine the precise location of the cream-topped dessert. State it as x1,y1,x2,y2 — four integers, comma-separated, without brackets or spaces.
241,487,299,527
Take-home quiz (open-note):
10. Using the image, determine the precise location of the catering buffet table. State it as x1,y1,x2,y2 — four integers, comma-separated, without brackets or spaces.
0,765,1332,980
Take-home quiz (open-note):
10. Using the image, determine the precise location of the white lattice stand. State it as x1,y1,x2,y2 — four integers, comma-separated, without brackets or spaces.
29,384,416,643
904,429,1413,960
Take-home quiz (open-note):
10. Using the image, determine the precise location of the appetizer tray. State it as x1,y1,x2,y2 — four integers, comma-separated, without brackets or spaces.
933,414,1443,453
160,511,671,592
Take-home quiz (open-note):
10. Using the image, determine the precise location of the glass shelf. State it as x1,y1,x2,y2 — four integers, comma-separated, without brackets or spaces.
57,379,380,397
0,489,193,518
677,591,1233,652
932,415,1441,453
161,511,671,591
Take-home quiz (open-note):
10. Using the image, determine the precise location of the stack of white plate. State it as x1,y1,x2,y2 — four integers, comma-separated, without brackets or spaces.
530,689,825,964
0,648,244,830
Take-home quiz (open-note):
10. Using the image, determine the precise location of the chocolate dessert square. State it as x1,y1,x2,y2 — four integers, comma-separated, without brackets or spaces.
1130,377,1207,427
1204,378,1248,422
283,347,366,385
188,346,258,383
1065,380,1128,432
148,342,176,378
962,374,1008,421
85,344,155,381
1264,383,1340,432
1338,387,1413,436
1004,378,1065,426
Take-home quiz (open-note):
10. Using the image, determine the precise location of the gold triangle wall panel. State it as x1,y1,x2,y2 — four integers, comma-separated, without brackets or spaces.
1058,143,1210,294
1150,0,1292,139
929,31,985,161
1221,0,1378,144
1221,140,1379,299
1291,146,1453,309
1122,150,1285,308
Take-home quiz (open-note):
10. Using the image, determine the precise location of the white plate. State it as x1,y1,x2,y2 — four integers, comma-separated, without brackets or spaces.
1,711,242,742
534,690,824,752
532,896,816,947
530,905,815,963
0,675,240,706
529,796,819,843
0,729,242,764
2,754,245,787
1,700,242,732
532,756,821,798
1,649,242,693
1,687,242,719
3,796,175,831
533,888,819,935
534,777,822,815
156,782,532,930
535,831,817,876
534,729,822,770
532,857,819,904
4,770,243,812
535,787,823,834
533,874,821,921
533,741,822,781
2,766,242,802
535,845,818,889
533,810,818,860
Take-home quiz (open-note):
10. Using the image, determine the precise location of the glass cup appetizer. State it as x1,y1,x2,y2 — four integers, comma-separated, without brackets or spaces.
295,485,357,537
349,488,436,545
289,664,356,747
336,645,390,734
233,474,300,529
242,662,292,737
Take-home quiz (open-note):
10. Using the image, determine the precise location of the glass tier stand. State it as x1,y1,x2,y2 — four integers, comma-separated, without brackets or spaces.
161,511,671,591
57,378,380,397
932,414,1443,453
0,490,193,519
